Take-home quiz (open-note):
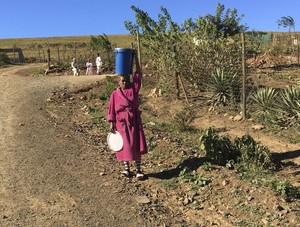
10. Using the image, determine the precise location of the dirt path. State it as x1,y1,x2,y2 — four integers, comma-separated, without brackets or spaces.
0,64,172,226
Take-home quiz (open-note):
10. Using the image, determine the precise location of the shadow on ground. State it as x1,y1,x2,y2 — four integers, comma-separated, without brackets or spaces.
147,157,209,180
272,149,300,163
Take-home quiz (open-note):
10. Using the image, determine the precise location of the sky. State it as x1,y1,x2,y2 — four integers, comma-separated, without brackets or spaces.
1,0,299,39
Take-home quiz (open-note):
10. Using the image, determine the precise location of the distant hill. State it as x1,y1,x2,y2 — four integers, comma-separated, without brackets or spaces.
0,34,135,63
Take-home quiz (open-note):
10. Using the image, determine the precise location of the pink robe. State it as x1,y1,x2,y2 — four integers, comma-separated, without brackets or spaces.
107,73,148,161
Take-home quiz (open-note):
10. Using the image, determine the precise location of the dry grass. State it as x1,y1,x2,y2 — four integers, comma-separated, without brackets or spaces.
0,34,135,61
0,34,135,47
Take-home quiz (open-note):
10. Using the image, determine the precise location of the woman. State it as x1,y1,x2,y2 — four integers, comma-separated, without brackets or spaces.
95,53,102,75
85,59,93,75
71,58,79,76
107,51,147,179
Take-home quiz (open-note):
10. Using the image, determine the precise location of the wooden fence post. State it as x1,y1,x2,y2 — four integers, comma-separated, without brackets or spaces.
63,44,66,62
38,46,41,62
74,42,76,59
173,46,180,99
43,48,46,62
241,32,247,120
47,48,50,70
57,46,60,64
297,34,299,64
136,29,142,73
13,48,16,63
172,45,188,102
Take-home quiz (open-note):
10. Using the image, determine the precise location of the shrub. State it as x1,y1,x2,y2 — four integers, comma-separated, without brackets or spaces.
275,180,300,200
200,128,274,170
234,135,274,170
199,127,237,165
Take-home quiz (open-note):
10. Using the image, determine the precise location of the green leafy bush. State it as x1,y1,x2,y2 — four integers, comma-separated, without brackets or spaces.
234,135,274,170
275,180,300,200
199,127,237,165
200,128,274,170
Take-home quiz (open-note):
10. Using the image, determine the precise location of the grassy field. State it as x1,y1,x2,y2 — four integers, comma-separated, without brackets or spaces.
0,34,135,48
0,34,135,63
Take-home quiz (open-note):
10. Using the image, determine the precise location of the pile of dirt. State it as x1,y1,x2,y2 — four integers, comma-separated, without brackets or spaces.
247,53,296,68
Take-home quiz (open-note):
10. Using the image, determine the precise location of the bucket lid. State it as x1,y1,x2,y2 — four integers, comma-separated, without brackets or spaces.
114,48,133,52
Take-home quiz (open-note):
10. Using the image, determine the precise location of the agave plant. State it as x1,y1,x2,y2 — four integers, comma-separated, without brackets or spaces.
279,86,300,119
204,68,240,107
250,87,278,121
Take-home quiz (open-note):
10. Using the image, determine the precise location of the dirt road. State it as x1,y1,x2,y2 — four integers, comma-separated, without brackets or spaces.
0,65,172,226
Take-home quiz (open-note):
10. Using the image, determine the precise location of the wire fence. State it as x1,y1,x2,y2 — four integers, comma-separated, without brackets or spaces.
1,42,114,70
21,42,95,64
242,32,300,119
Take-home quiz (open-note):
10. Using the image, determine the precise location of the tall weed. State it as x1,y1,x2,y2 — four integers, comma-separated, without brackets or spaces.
99,77,116,100
172,104,196,131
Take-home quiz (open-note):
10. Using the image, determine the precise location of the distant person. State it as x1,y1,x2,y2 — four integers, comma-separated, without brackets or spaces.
71,58,79,76
96,53,102,75
86,58,93,75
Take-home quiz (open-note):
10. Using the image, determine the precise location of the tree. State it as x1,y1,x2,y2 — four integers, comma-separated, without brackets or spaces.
88,34,114,67
125,6,182,94
124,4,245,100
183,3,246,40
181,3,245,87
276,16,295,32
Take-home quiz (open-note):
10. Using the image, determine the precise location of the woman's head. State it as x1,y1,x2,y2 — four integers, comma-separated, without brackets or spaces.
119,74,130,90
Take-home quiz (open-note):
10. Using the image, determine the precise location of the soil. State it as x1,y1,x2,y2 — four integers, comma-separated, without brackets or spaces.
0,63,299,226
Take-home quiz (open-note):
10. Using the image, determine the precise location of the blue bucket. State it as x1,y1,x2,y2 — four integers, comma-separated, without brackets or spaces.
114,48,134,75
